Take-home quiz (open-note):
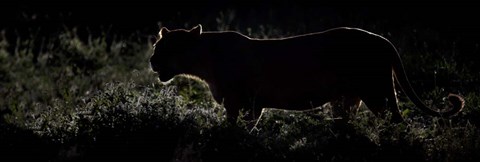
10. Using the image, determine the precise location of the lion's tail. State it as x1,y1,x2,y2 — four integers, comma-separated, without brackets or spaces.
391,45,465,117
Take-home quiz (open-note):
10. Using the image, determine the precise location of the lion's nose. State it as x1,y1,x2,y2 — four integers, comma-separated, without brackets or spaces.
149,56,156,70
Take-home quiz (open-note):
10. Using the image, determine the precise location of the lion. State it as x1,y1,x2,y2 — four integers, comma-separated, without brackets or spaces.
150,24,464,123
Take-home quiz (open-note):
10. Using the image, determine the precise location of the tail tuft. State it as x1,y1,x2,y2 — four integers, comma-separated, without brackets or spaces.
443,93,465,116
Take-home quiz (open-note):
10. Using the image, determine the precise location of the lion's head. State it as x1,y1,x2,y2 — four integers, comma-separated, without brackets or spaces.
150,25,203,82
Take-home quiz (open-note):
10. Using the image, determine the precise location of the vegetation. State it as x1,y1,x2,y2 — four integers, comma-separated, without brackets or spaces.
1,10,480,161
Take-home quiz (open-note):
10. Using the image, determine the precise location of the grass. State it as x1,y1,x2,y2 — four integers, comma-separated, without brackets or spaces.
1,20,480,161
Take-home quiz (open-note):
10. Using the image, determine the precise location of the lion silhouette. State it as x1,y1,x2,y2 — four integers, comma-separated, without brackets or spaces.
150,24,464,123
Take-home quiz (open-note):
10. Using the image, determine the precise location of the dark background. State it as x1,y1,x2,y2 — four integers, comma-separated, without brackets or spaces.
2,1,479,35
1,0,479,87
2,0,479,63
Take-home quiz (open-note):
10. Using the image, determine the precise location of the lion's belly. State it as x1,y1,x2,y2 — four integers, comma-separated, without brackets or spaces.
246,59,387,110
251,72,342,110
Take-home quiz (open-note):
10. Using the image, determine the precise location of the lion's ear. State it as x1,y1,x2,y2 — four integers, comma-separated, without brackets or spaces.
159,27,170,37
191,24,202,35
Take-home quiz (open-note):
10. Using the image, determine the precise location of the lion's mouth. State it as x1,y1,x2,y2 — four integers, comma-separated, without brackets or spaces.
158,72,176,83
150,63,160,72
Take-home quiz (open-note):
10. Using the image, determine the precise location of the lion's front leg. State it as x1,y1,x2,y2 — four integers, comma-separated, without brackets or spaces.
331,96,362,122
